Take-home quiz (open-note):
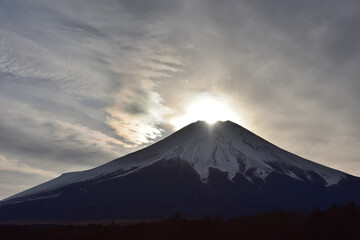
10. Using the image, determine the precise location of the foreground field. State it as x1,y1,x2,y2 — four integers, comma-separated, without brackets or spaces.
1,202,359,240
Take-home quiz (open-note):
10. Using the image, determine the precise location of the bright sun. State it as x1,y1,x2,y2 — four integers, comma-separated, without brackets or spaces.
171,93,241,129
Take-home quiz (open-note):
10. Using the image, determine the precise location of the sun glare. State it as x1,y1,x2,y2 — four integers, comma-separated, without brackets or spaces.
171,93,241,129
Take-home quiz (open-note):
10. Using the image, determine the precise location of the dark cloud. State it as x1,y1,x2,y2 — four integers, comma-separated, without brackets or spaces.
150,59,184,70
115,0,181,19
125,102,148,115
61,19,106,38
322,10,360,64
0,118,121,169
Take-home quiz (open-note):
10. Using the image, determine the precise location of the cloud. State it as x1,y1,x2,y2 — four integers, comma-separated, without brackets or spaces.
0,28,112,99
0,0,360,200
0,102,130,171
0,154,57,178
106,89,171,145
0,0,183,148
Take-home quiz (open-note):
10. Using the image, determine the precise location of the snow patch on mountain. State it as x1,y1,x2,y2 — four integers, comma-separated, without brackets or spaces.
2,121,347,203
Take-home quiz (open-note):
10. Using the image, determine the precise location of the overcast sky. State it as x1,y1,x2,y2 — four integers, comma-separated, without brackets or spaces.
1,0,360,200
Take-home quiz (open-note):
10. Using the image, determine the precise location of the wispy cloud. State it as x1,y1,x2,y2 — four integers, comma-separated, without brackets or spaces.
0,154,57,178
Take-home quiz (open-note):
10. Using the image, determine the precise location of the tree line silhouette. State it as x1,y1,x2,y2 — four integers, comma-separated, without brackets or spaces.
1,202,359,240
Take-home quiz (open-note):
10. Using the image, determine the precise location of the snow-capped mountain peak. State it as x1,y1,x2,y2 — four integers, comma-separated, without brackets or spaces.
2,121,347,202
126,120,345,185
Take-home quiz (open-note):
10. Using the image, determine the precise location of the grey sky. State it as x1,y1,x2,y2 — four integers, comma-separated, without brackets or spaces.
0,0,359,200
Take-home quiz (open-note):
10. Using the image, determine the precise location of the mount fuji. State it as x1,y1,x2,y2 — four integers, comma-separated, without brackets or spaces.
1,120,359,221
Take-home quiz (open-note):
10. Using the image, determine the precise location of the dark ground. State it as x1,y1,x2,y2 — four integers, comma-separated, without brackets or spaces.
1,202,359,240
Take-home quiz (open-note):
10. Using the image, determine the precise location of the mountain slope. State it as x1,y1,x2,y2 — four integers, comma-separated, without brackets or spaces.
0,121,359,220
